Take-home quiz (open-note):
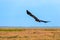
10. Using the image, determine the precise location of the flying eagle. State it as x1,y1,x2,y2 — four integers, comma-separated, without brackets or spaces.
26,10,49,23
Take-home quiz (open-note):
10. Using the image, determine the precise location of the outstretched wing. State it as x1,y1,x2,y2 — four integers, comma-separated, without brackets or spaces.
26,10,49,23
26,10,40,22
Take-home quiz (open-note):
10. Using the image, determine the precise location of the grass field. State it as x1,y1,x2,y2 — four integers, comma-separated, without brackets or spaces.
0,28,60,40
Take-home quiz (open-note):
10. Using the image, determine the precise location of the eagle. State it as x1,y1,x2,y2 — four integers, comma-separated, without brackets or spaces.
26,10,49,23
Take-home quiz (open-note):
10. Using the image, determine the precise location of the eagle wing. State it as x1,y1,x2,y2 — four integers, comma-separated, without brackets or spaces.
26,10,41,22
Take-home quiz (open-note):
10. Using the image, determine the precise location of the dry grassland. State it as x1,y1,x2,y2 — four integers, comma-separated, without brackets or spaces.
0,28,60,40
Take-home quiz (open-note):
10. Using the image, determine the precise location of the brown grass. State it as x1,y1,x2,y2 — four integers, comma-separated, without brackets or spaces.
0,28,60,40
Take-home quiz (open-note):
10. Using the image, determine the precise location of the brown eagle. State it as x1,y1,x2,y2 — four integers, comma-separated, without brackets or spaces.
26,10,49,23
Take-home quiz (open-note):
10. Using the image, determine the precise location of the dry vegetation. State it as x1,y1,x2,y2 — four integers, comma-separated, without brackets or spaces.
0,28,60,40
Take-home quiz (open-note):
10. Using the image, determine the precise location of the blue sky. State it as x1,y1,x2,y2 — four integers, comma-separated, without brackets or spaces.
0,0,60,27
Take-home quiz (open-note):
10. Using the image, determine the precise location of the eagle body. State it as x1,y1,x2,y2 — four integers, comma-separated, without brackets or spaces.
26,10,49,23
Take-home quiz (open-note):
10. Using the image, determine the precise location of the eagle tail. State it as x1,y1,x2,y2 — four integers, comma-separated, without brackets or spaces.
41,20,50,23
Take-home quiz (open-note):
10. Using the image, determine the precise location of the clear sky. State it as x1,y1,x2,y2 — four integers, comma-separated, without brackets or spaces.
0,0,60,27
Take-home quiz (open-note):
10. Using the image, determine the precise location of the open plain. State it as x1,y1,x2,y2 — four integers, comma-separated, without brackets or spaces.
0,28,60,40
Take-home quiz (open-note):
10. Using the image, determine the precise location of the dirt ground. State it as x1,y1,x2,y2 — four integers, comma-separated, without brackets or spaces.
0,28,60,40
